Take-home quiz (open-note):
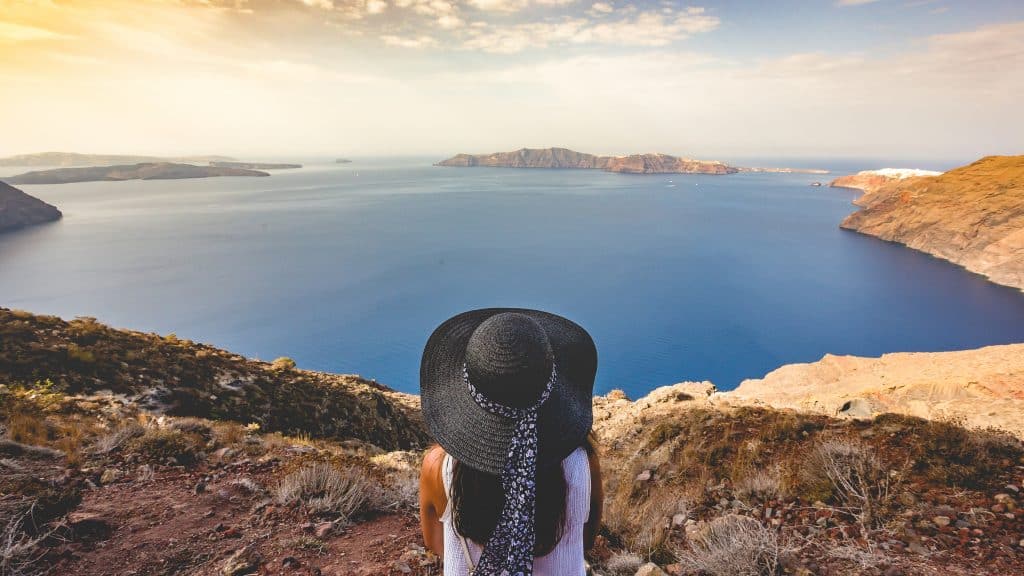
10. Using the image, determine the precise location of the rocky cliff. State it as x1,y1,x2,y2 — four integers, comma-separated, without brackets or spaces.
6,162,270,184
830,168,943,195
437,147,738,174
839,156,1024,291
725,343,1024,438
0,181,62,233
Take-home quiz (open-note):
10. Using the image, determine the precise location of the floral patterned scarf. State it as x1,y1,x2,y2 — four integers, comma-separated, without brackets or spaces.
462,362,557,576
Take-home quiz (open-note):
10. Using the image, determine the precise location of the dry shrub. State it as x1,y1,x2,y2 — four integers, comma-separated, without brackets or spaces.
275,462,381,521
3,415,47,448
607,485,689,562
370,451,421,511
676,515,779,576
603,552,643,576
803,438,893,527
1,507,55,576
734,467,782,503
128,427,206,464
90,423,144,455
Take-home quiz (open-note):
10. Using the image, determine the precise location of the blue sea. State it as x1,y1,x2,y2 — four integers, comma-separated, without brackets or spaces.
3,157,1024,398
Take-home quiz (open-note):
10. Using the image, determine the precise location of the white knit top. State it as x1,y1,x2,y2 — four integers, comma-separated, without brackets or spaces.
440,447,591,576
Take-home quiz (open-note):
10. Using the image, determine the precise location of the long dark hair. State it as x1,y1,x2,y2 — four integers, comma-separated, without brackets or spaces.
451,432,597,556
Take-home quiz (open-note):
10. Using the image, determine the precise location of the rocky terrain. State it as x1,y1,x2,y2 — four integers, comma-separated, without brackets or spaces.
838,156,1024,292
830,169,943,196
0,152,235,168
725,344,1024,438
210,161,302,170
2,307,1023,575
436,148,739,175
5,163,270,185
0,182,62,233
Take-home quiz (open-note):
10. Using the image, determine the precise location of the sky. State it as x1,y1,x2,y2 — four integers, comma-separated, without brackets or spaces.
1,0,1022,160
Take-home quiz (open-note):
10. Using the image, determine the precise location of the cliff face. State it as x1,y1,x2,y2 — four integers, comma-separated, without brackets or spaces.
0,181,62,233
6,162,270,184
603,153,737,174
725,343,1024,438
839,155,1024,291
437,147,610,169
437,147,738,174
830,168,942,195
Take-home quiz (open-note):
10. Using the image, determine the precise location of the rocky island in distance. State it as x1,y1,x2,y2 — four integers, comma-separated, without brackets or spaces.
0,151,236,167
209,161,302,170
437,147,830,175
0,181,62,233
4,162,270,185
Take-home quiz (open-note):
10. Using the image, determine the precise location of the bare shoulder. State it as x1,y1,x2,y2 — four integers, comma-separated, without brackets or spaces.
420,444,447,491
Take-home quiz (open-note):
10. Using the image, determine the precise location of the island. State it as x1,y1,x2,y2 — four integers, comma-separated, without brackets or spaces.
437,147,739,174
838,155,1024,291
335,158,353,164
0,181,62,233
5,162,270,185
209,161,302,170
0,152,235,167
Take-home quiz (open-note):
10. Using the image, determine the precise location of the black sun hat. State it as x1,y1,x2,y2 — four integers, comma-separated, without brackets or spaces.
420,308,597,475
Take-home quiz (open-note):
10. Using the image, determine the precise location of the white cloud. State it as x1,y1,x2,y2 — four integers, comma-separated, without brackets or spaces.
366,0,388,14
462,7,719,52
589,2,613,15
380,33,438,47
300,0,335,9
437,14,465,29
836,0,882,5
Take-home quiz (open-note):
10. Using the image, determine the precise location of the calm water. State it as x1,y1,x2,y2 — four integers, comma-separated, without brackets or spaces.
3,158,1024,397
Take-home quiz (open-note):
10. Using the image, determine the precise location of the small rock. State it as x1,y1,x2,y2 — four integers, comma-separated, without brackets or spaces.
671,513,687,527
635,470,652,483
282,556,301,569
932,516,951,527
635,562,667,576
994,493,1013,503
221,548,260,576
99,468,121,485
315,521,335,539
1006,484,1020,493
194,481,207,495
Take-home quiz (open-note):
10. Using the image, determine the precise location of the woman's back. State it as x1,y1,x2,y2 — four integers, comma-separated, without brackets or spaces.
440,447,591,576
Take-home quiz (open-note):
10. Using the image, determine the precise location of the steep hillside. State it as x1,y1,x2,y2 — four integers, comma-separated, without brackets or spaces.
830,168,943,195
840,155,1024,291
0,308,427,450
0,182,62,233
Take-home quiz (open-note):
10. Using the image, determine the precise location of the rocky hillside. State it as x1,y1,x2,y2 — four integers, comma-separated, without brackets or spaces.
0,308,426,450
2,307,1023,575
830,168,943,195
839,156,1024,291
0,182,62,233
726,344,1024,438
5,163,269,185
436,147,738,174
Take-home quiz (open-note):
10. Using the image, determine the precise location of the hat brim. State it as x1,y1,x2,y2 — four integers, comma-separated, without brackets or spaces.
420,308,597,475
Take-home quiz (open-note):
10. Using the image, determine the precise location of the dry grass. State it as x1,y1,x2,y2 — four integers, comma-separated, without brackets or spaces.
1,507,53,576
603,552,643,576
3,415,47,448
734,467,783,503
274,462,381,521
803,438,895,527
676,514,780,576
89,423,144,455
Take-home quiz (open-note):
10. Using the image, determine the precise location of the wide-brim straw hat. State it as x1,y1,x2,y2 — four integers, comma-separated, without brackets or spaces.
420,308,597,475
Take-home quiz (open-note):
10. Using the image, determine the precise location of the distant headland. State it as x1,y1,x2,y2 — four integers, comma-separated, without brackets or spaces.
0,152,236,167
209,161,302,170
834,155,1023,292
5,162,270,185
0,181,62,233
436,147,828,175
